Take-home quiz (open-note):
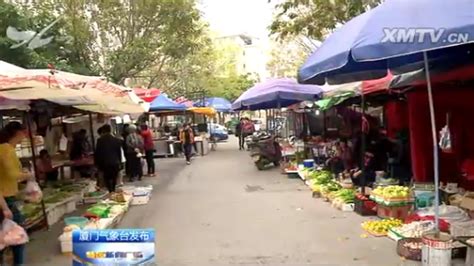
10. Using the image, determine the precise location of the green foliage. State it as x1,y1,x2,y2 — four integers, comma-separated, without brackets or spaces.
0,0,99,75
1,0,253,102
206,73,257,102
91,0,205,84
270,0,381,40
267,39,309,78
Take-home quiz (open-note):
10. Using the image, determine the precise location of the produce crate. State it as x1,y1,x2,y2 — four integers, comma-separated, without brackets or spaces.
286,172,299,179
354,197,377,216
377,203,412,221
83,191,108,204
363,228,387,237
450,221,474,237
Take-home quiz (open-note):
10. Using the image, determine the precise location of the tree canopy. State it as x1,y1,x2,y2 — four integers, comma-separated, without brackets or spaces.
1,0,256,101
270,0,381,41
266,38,309,78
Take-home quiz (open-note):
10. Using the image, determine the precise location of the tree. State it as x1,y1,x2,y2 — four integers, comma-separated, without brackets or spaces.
89,0,205,84
0,1,96,74
203,35,257,101
266,38,309,78
270,0,381,41
206,73,257,101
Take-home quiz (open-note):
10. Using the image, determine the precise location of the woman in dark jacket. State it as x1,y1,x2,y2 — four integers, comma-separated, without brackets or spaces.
126,125,144,181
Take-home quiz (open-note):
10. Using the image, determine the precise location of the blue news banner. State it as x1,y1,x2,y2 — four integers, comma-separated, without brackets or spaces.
72,229,155,266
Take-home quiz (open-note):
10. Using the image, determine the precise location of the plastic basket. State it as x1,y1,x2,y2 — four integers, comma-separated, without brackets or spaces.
354,197,377,216
64,216,89,228
286,173,299,179
377,204,412,221
397,238,422,261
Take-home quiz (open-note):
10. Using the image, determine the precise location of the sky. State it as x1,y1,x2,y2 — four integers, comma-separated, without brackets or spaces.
201,0,277,39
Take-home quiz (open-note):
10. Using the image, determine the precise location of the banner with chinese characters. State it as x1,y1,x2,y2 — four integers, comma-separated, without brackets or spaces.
73,229,155,265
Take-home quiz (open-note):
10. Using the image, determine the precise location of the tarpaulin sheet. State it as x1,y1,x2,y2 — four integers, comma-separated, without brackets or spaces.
408,88,474,189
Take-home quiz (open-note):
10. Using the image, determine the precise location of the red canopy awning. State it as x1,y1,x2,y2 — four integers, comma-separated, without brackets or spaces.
175,96,193,107
133,88,160,102
361,72,393,95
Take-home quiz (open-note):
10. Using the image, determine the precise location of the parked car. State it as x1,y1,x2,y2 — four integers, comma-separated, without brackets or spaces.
208,123,229,141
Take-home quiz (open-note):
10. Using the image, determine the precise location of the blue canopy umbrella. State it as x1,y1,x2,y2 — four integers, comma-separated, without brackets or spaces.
149,94,186,112
298,0,474,231
195,97,232,112
299,0,474,85
232,78,322,111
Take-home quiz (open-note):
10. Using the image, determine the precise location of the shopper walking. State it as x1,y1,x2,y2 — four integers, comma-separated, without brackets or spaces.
126,125,144,181
121,124,131,180
140,124,155,177
95,125,122,193
179,123,194,165
235,118,244,150
241,118,255,150
0,121,32,265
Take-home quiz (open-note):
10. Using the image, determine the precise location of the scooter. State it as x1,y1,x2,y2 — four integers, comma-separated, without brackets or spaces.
250,135,282,170
245,131,268,151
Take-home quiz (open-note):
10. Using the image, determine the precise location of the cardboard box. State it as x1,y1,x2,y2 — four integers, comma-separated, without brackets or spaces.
460,193,474,218
460,193,474,211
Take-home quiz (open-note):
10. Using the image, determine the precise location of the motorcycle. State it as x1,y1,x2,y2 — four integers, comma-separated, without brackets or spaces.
245,131,268,151
250,135,282,170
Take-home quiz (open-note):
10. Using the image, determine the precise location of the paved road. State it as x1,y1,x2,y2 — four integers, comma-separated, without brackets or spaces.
122,137,402,266
28,137,405,265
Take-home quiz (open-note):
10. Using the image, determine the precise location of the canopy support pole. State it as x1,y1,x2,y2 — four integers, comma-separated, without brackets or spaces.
323,110,327,138
88,112,95,151
361,94,366,195
424,51,440,233
25,112,49,230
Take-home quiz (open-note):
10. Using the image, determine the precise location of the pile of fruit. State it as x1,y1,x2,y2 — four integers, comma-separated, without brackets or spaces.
285,160,298,172
372,185,411,200
355,193,370,201
361,218,403,236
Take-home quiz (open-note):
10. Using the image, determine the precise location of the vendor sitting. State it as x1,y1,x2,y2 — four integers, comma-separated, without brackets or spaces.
36,149,58,183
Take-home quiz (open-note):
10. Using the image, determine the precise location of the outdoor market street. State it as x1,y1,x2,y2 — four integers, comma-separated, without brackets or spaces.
27,136,406,266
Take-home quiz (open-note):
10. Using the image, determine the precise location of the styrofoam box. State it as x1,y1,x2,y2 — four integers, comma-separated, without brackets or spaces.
58,233,73,253
131,195,150,205
60,240,72,253
47,205,65,226
342,203,355,212
65,199,77,213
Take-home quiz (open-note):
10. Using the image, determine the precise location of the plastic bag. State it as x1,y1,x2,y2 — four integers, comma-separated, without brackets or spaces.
0,219,29,247
59,134,68,152
24,181,43,203
86,205,110,218
439,125,452,153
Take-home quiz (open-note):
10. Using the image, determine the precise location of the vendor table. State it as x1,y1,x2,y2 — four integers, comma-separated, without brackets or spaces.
153,138,182,157
51,158,94,180
194,137,210,156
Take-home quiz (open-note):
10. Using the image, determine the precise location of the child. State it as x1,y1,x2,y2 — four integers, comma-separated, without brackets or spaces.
36,149,58,183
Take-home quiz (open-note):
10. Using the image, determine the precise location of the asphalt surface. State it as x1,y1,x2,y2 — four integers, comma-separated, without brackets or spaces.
28,137,409,266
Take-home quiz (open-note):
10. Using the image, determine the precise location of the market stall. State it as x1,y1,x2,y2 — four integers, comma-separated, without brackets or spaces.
295,0,474,263
148,94,187,157
58,185,153,253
